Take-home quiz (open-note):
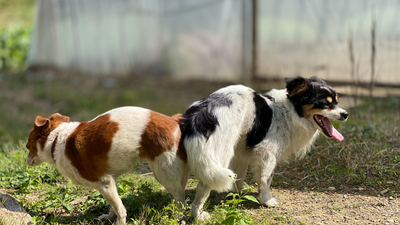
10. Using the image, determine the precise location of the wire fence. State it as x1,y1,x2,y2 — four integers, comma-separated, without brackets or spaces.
28,0,400,85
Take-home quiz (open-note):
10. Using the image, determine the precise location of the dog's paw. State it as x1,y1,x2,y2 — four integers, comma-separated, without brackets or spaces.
97,214,109,221
116,218,126,225
263,197,282,207
196,211,211,221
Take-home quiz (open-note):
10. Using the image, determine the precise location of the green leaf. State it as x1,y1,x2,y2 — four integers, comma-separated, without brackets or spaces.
221,216,235,225
62,202,74,213
243,195,259,203
238,218,247,225
121,179,133,187
225,192,235,198
31,216,43,224
225,199,234,204
89,191,101,198
234,199,245,204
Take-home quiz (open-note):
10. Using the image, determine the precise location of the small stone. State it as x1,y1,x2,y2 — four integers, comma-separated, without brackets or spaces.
0,192,32,225
380,189,389,195
328,187,336,191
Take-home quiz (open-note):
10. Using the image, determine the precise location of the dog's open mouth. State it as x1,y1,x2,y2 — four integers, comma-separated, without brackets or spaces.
313,115,344,141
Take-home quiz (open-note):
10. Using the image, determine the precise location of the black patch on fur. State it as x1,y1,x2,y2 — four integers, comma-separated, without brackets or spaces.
180,93,232,141
246,92,273,147
262,93,275,102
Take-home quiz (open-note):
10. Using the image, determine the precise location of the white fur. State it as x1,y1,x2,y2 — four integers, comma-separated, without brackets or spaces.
184,85,346,219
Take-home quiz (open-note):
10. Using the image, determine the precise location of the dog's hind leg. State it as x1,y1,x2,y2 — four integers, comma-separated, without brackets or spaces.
172,163,190,208
97,175,127,225
191,181,212,221
163,166,189,208
229,156,249,192
229,141,250,192
166,175,188,209
252,151,281,207
149,158,189,208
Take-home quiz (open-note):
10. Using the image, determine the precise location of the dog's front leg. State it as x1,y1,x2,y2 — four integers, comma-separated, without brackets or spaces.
253,152,281,207
97,175,127,224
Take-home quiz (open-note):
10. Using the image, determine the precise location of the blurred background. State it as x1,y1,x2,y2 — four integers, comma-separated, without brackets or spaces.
1,0,400,143
27,0,400,84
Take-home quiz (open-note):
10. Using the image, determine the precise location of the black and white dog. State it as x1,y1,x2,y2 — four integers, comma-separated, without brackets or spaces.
180,76,348,220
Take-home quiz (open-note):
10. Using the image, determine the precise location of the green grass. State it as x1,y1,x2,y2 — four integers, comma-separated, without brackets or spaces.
272,96,400,194
0,0,35,27
1,72,400,224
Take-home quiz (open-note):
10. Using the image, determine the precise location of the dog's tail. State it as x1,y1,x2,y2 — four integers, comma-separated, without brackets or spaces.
193,164,235,193
185,139,235,192
179,110,236,192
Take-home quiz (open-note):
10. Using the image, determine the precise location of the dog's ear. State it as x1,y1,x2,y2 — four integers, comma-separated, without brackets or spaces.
172,113,183,121
286,76,310,97
50,113,70,123
34,116,50,131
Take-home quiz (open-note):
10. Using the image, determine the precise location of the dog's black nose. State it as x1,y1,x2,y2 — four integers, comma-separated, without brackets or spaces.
340,112,348,120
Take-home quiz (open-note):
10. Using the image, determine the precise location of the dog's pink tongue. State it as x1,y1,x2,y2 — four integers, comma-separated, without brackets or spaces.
321,117,344,141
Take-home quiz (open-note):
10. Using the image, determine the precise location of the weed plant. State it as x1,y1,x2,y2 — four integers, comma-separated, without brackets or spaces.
208,175,259,225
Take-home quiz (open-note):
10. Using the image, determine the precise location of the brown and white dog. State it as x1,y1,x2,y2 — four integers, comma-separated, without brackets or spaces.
25,106,189,224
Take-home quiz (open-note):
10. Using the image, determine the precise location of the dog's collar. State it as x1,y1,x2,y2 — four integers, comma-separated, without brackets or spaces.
51,135,59,163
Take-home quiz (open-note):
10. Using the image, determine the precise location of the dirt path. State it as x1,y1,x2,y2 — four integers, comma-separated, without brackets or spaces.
258,188,399,224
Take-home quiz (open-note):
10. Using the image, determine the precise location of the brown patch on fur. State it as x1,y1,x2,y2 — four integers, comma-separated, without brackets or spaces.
26,114,70,158
172,114,187,162
288,80,309,97
335,95,338,102
51,135,59,162
139,111,184,161
65,114,119,182
172,113,183,121
302,104,328,119
326,96,333,103
50,113,70,124
26,128,40,158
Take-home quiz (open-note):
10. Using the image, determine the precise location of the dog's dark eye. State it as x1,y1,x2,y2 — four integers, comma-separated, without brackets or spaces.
324,99,335,109
318,104,330,109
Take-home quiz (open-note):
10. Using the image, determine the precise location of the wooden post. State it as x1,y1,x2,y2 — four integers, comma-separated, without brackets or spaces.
369,9,376,98
251,0,258,81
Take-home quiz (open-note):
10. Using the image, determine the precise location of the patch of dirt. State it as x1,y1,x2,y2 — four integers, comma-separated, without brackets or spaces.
263,188,400,224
